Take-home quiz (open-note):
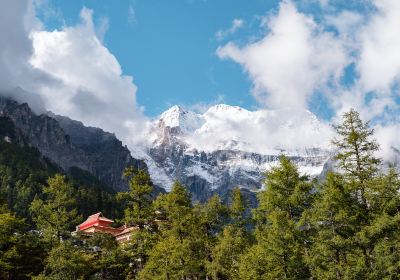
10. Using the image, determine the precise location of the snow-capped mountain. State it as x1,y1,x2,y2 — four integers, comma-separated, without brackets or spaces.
144,104,334,201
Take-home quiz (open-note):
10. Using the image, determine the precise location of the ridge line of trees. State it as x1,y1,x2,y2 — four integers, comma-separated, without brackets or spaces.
1,109,400,279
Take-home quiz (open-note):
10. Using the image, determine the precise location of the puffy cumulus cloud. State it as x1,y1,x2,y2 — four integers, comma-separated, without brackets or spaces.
0,0,52,112
217,0,347,110
358,0,400,93
0,1,147,148
217,0,400,160
30,7,146,143
0,0,38,93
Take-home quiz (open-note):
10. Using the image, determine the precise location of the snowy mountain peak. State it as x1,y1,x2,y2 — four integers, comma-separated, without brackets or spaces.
144,103,334,196
152,104,333,155
158,105,204,134
206,104,248,114
159,105,188,128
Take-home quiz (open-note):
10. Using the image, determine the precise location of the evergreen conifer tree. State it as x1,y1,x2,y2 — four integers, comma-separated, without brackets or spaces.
210,188,252,280
238,156,313,279
30,174,80,243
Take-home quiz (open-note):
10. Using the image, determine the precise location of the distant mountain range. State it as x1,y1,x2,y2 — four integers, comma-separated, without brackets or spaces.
1,97,398,201
143,104,334,201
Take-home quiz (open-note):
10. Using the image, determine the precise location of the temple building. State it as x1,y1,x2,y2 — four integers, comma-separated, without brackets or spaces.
73,212,138,244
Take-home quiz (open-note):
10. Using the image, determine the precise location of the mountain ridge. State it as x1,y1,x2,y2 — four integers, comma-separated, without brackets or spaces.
0,97,146,192
143,104,334,200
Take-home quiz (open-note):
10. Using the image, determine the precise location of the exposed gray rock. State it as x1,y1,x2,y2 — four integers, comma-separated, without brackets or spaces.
148,122,331,202
0,97,146,192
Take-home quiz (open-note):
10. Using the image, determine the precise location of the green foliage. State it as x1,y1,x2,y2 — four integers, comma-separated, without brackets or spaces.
210,189,251,280
0,139,57,220
84,233,130,279
307,172,364,279
140,182,206,279
0,202,46,279
239,155,313,279
30,174,81,243
0,136,123,226
2,108,400,279
332,109,381,185
32,240,93,280
118,168,155,228
306,109,400,279
0,207,25,279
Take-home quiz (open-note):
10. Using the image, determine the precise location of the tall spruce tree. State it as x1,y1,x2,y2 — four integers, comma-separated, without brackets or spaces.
309,109,400,278
117,168,157,277
332,109,382,275
139,182,204,279
118,168,155,229
30,174,80,243
332,108,381,206
196,194,228,278
32,240,93,280
210,188,252,280
238,156,313,279
307,173,365,279
363,168,400,279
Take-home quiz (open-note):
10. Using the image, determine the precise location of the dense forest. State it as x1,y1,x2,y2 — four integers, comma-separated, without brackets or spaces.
1,109,400,279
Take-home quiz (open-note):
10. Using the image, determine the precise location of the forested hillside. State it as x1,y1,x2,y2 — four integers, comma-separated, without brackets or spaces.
1,110,400,279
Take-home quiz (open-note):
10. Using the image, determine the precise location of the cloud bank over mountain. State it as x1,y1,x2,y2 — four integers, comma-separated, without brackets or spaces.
0,0,146,147
217,0,400,158
0,0,399,161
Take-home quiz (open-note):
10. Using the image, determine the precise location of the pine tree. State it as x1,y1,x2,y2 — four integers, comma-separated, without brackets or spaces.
140,182,204,279
210,188,251,280
118,168,155,229
363,168,400,279
331,109,383,275
332,108,381,206
196,194,228,278
29,174,80,243
117,168,158,277
32,241,93,280
238,156,313,279
307,173,364,279
0,201,24,279
85,233,129,279
309,109,400,278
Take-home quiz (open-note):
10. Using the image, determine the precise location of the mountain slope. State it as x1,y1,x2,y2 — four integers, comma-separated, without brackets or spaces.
145,105,333,201
0,97,146,192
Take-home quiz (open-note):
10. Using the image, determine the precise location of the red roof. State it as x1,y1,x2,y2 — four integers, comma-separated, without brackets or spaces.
78,212,114,230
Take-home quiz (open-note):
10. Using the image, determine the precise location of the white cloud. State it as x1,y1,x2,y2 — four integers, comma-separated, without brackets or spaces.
217,0,348,110
154,104,333,155
216,0,400,158
0,0,35,92
374,124,400,162
0,1,147,148
29,7,147,145
216,18,244,41
358,0,400,93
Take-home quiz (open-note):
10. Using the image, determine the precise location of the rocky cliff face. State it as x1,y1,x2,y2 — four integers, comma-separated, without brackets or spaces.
0,97,146,192
145,105,333,201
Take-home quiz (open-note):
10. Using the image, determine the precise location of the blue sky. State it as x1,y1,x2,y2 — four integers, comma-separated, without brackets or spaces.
29,0,400,125
34,0,303,116
35,0,375,117
1,0,400,158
